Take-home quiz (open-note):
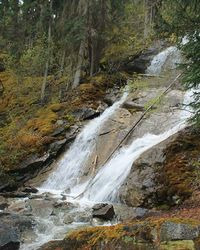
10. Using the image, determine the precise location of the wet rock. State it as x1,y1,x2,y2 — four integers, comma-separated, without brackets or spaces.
114,205,149,221
53,201,74,210
26,199,54,217
92,203,115,221
49,139,67,156
29,194,45,200
22,186,38,194
160,221,200,241
0,224,20,250
65,125,79,142
119,134,176,208
74,210,92,223
121,47,159,73
72,108,100,120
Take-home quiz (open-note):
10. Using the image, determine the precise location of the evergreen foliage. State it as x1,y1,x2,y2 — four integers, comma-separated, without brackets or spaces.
157,0,200,125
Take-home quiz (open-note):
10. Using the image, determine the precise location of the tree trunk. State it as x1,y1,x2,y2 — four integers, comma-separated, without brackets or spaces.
40,0,53,104
59,49,66,77
144,0,160,38
72,38,86,89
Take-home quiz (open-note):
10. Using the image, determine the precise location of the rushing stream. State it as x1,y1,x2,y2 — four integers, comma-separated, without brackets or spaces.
20,45,194,249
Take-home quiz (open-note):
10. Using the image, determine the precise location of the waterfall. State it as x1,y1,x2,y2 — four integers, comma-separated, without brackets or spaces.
146,46,181,75
40,92,128,192
81,89,193,202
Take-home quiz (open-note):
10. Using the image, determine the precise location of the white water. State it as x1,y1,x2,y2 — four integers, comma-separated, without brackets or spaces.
41,92,128,191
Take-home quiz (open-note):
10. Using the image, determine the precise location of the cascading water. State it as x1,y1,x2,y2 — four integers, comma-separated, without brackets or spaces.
21,45,194,250
40,92,128,192
40,45,193,202
76,46,194,203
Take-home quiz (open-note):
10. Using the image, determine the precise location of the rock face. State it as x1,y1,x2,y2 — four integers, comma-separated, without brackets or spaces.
119,134,175,208
92,203,115,220
0,213,33,250
121,47,160,73
72,107,100,120
114,204,149,221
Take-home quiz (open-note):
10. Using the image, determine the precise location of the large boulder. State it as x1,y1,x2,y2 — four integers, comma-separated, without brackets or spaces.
0,224,20,250
0,213,33,250
92,203,115,221
160,221,200,241
25,199,55,218
114,205,150,221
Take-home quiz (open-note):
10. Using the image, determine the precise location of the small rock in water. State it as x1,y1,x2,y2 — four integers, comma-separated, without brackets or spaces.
92,203,115,221
63,215,74,224
74,211,92,223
